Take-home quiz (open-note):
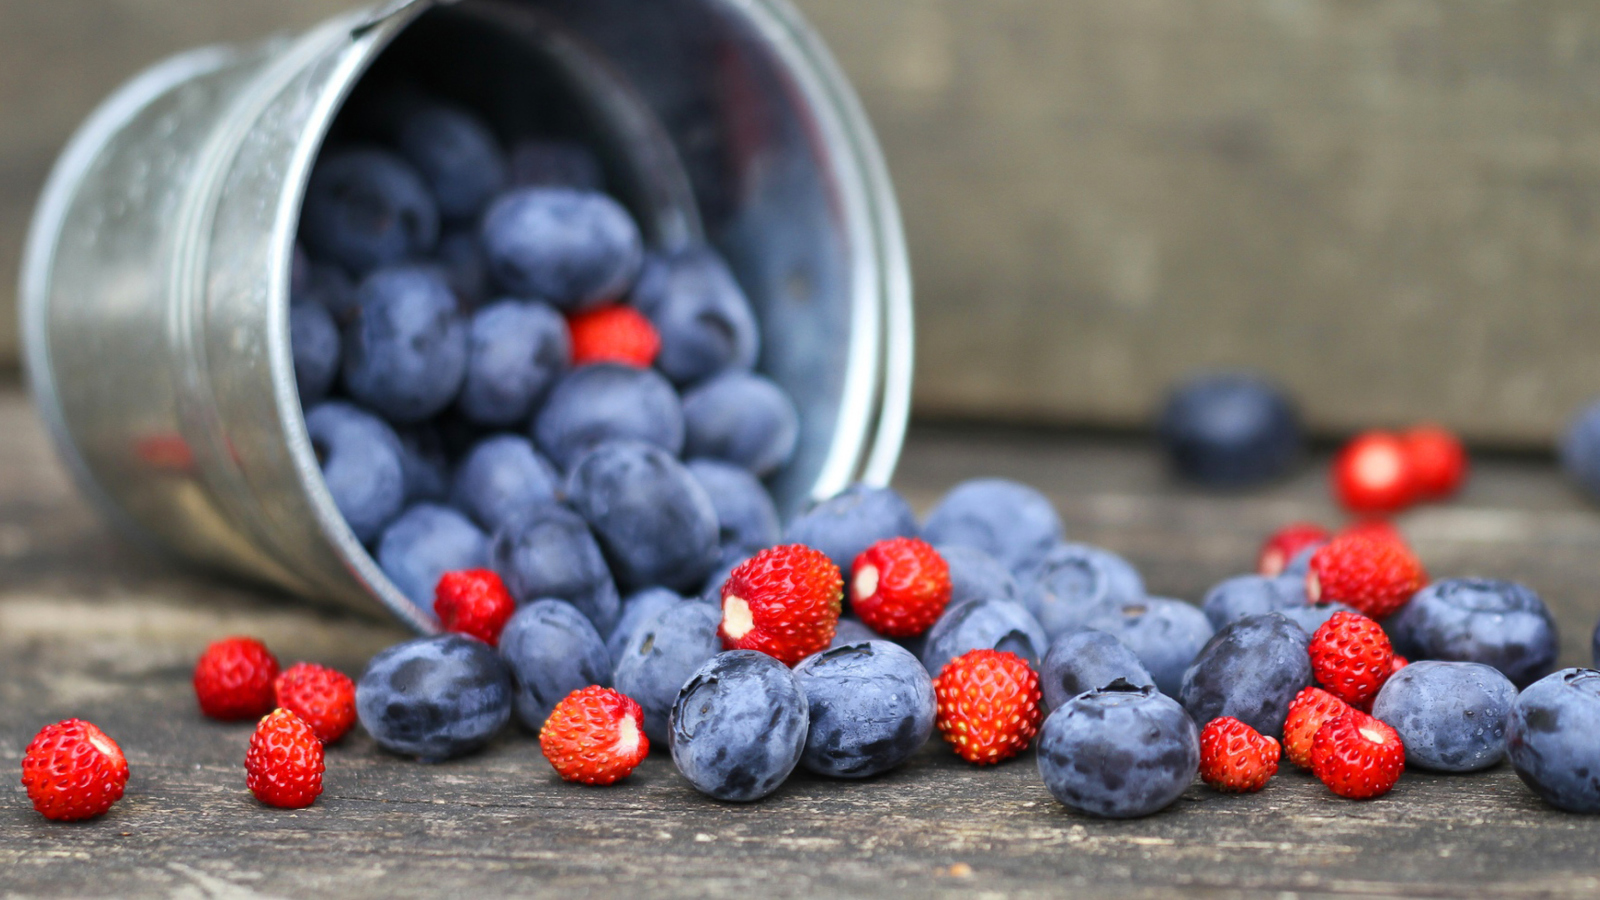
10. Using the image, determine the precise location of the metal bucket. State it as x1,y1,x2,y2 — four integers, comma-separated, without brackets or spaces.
19,0,912,631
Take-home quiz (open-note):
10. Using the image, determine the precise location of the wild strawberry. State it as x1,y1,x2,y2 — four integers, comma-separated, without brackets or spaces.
539,686,649,785
568,305,660,367
273,663,357,744
20,719,129,821
850,537,952,637
1310,709,1405,799
193,636,280,721
1332,431,1417,515
933,649,1043,765
1283,686,1350,770
1257,522,1330,577
1309,611,1394,707
1402,425,1468,501
1198,716,1280,793
245,709,324,809
719,544,843,665
1306,533,1425,619
434,569,516,647
1390,654,1409,675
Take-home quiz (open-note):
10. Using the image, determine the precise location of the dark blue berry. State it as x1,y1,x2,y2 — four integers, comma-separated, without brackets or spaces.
614,601,723,744
921,597,1049,675
830,618,879,648
1389,578,1559,688
533,364,684,470
489,503,619,634
394,423,451,504
1277,600,1358,634
300,147,439,275
343,265,467,424
498,599,611,730
450,435,561,535
508,139,604,191
607,587,687,667
354,634,512,761
1157,372,1302,487
938,544,1023,609
1282,543,1324,577
793,641,936,778
1200,574,1307,629
681,373,799,478
294,260,359,323
457,300,570,427
392,101,506,222
1023,542,1146,639
783,483,918,576
1371,660,1516,773
1037,681,1200,819
480,187,642,311
1507,668,1600,813
1561,400,1600,502
376,504,489,610
305,401,406,544
922,478,1062,577
565,440,720,592
669,650,809,802
1179,613,1312,739
1086,598,1214,697
686,459,781,558
290,300,340,406
1040,629,1155,710
632,249,759,386
435,230,490,312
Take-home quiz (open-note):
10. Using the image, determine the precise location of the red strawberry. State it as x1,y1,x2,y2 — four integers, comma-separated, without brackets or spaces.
568,305,660,367
933,649,1043,765
273,663,357,744
194,636,280,721
1390,654,1409,675
1257,522,1330,577
434,569,516,647
850,537,952,637
539,686,650,785
20,719,129,821
245,709,324,809
719,544,843,665
1283,686,1350,770
1332,431,1418,515
1309,611,1394,707
1310,709,1405,799
1402,425,1468,501
1306,533,1425,620
1198,716,1280,793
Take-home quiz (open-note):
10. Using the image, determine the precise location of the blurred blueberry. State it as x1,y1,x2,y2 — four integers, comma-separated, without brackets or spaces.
686,459,781,557
376,503,489,610
1179,613,1312,739
1024,542,1146,639
607,587,686,666
783,483,918,577
291,243,311,296
1372,660,1516,772
631,249,759,385
830,618,879,648
343,265,468,424
681,373,799,477
457,299,570,427
305,401,406,544
922,478,1062,577
507,139,604,191
921,597,1049,675
565,441,720,592
1200,574,1307,630
1282,543,1324,578
1037,681,1199,819
435,230,490,312
1278,600,1358,634
392,100,506,222
480,187,642,310
1507,668,1600,812
1157,372,1302,487
699,553,749,605
614,602,723,744
1562,399,1600,501
1389,578,1559,688
451,435,561,534
669,650,809,802
938,544,1023,609
534,364,684,469
290,300,340,405
1086,598,1214,697
355,634,512,761
498,599,611,730
1040,629,1155,710
490,503,619,634
793,641,936,778
395,423,451,503
300,147,438,275
294,261,359,323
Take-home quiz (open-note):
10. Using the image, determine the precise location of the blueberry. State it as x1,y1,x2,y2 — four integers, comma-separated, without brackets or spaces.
343,265,468,424
292,243,311,296
392,101,506,222
614,602,723,744
376,504,489,610
938,544,1023,609
394,424,451,503
669,650,810,802
830,618,880,648
922,478,1063,576
783,483,919,576
1036,681,1200,819
498,600,611,730
295,261,359,323
699,553,749,605
1282,543,1324,578
1200,574,1307,629
508,139,604,191
435,230,490,312
1086,598,1214,697
534,364,684,469
631,249,759,386
921,597,1049,675
1507,668,1600,812
290,300,340,405
1277,600,1358,634
457,300,570,427
1594,618,1600,668
1024,542,1146,639
450,435,561,534
1179,613,1312,740
1561,400,1600,501
686,459,781,558
300,147,439,275
793,641,937,778
1371,660,1516,773
1389,578,1559,688
489,503,620,633
607,587,687,666
1157,372,1302,487
565,440,720,592
304,401,406,544
355,634,513,761
680,373,799,478
1040,629,1155,710
480,187,643,311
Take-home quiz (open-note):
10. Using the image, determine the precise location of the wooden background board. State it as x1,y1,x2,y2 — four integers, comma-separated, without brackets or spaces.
5,389,1600,898
6,1,1600,442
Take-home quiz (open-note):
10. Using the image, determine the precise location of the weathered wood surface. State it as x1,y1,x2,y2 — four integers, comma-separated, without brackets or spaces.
5,390,1600,898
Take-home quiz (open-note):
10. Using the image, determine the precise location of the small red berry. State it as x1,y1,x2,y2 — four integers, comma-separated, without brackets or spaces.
850,537,952,637
1390,654,1409,675
933,649,1043,765
1198,716,1280,793
720,544,843,666
245,709,324,809
1283,686,1350,770
1402,425,1468,501
568,305,660,367
273,663,357,744
434,569,517,647
1332,431,1418,515
539,686,650,785
1308,611,1395,707
20,719,129,821
194,637,280,721
1306,533,1426,620
1257,522,1330,577
1310,710,1405,799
